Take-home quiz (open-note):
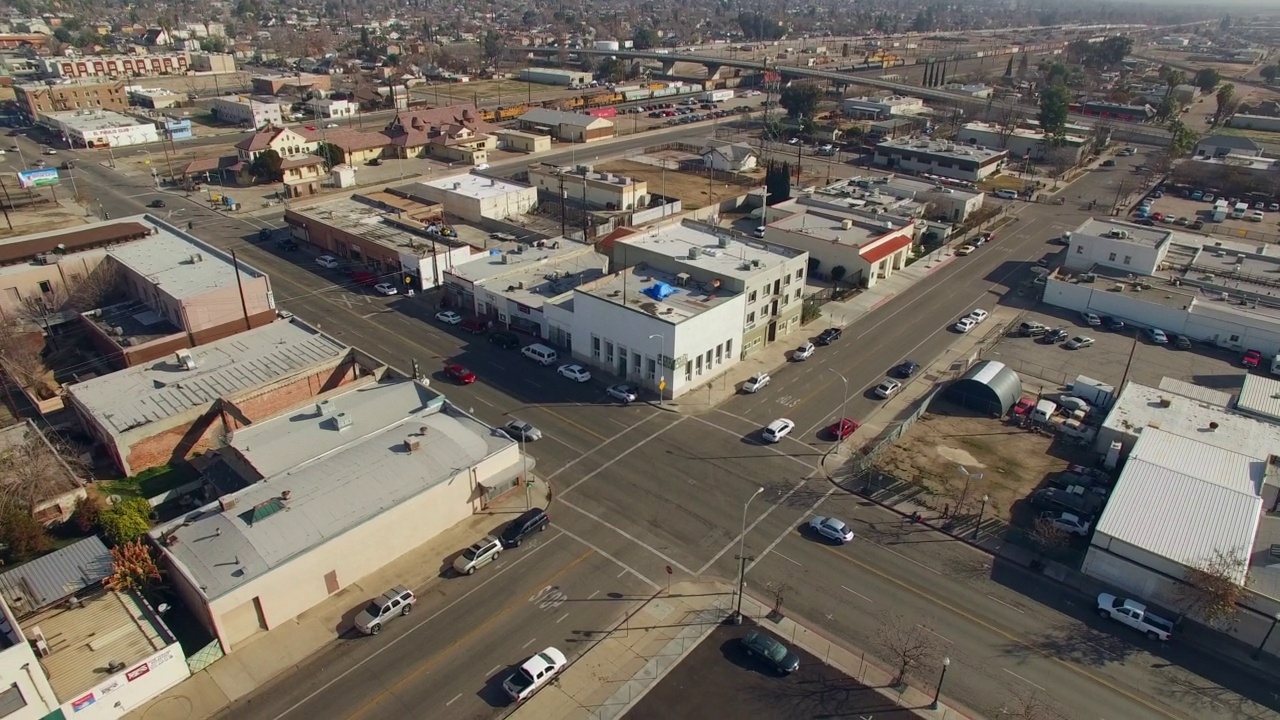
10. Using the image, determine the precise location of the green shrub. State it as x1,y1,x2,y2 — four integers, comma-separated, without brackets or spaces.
98,497,154,546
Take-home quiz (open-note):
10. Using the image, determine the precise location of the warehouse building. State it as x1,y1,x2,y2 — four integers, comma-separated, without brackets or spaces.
413,174,538,223
516,108,615,143
518,68,593,87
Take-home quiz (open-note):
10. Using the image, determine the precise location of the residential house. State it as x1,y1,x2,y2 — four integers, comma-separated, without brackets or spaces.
701,140,759,172
383,105,496,165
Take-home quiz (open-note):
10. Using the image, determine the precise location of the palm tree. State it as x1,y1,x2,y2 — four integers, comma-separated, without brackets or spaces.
1213,83,1236,126
1164,70,1187,97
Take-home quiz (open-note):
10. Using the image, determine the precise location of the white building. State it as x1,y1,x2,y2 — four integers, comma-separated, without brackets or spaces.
762,196,917,288
413,174,538,223
211,95,284,129
959,121,1090,162
841,95,926,120
940,83,994,99
811,174,986,223
151,378,524,651
700,140,759,172
312,97,356,119
873,137,1008,182
527,164,649,210
518,68,593,87
1062,218,1171,274
40,110,160,149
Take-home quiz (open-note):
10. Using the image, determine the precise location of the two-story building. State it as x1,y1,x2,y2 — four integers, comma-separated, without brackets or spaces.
382,105,497,165
231,127,319,185
762,196,917,288
841,95,926,120
527,164,649,211
873,137,1007,182
211,95,284,129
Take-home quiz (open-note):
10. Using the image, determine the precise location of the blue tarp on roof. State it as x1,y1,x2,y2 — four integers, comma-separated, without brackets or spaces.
642,282,676,301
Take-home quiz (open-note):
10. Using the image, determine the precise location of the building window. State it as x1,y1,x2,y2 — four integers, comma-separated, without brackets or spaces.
1108,252,1117,261
748,290,757,303
685,363,693,382
715,344,723,364
725,339,733,358
783,274,791,286
794,288,801,300
795,268,803,281
605,341,614,364
1076,246,1084,254
705,349,713,369
37,280,52,294
591,335,601,359
780,293,789,306
647,357,657,380
1123,255,1131,265
746,311,755,324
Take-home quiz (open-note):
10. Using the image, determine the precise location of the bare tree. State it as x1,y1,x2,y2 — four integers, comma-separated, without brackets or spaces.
1001,689,1066,719
1046,147,1078,185
1170,548,1249,628
1029,516,1069,556
65,259,124,312
0,422,86,518
0,318,53,398
982,102,1022,149
875,612,941,686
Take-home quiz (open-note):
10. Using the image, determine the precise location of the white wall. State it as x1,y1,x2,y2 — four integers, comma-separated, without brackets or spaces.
0,606,58,719
59,642,189,720
1064,234,1164,274
205,445,518,649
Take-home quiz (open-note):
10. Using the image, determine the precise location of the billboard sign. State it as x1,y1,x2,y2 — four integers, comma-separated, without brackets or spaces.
17,168,60,189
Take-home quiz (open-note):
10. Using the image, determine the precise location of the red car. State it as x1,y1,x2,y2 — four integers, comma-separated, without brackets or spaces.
444,364,476,384
460,318,487,334
827,418,861,439
1243,349,1262,368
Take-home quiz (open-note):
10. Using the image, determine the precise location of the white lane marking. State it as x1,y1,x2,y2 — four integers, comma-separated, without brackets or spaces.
557,525,662,590
587,590,600,600
877,545,943,576
617,569,628,578
919,625,952,643
748,486,838,575
446,693,463,706
841,585,873,603
697,467,823,576
987,594,1026,614
523,637,537,649
269,533,563,720
556,612,570,624
559,499,694,576
475,396,496,408
528,381,544,389
487,664,502,676
1004,668,1046,692
688,415,817,471
774,551,803,567
553,414,682,493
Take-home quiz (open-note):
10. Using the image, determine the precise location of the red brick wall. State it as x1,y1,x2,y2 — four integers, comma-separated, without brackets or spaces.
122,358,360,474
118,310,278,368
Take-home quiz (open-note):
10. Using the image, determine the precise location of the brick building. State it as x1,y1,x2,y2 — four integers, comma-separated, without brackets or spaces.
38,53,190,79
13,79,128,121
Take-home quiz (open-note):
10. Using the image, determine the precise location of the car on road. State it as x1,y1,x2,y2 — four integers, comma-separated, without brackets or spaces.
607,384,639,403
741,373,771,393
1146,327,1168,344
1041,511,1093,536
316,254,341,269
500,420,541,442
435,310,462,325
373,282,398,296
816,327,842,345
1042,327,1069,344
874,378,902,399
955,245,975,256
1096,594,1174,641
894,360,919,378
761,418,794,443
1100,159,1115,167
994,189,1019,200
500,507,550,547
8,145,17,152
953,317,977,333
41,148,56,155
826,418,860,439
1080,311,1101,326
147,199,166,208
968,309,990,324
1243,349,1262,368
557,364,592,383
353,586,415,635
808,516,855,544
504,647,568,702
276,238,299,251
452,536,501,575
740,629,800,674
791,342,815,361
444,364,476,384
490,330,520,349
1065,336,1095,350
460,318,487,334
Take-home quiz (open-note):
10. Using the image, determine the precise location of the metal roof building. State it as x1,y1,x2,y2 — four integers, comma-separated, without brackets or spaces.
0,537,113,617
1234,373,1280,424
945,360,1022,416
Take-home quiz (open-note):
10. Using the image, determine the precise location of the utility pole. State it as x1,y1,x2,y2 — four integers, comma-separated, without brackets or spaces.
1111,179,1127,216
558,172,567,237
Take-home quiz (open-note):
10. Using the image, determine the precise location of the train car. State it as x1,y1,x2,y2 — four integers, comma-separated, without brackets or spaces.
623,89,652,102
480,108,498,123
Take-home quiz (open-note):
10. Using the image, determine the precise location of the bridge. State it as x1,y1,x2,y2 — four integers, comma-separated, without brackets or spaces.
527,47,1174,145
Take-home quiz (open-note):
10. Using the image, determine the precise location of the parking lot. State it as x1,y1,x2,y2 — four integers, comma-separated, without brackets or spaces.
1133,194,1280,240
983,305,1249,393
624,621,925,720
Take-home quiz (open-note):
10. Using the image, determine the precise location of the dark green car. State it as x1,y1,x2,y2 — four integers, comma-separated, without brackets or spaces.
741,629,800,674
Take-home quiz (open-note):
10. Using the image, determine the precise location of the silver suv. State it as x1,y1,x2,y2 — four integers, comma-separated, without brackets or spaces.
354,586,415,635
453,536,502,575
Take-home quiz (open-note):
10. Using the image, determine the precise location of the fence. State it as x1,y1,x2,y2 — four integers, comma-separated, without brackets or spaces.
186,638,224,673
1200,222,1280,246
834,386,943,492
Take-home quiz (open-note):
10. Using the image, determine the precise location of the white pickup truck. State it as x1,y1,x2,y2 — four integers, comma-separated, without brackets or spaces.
1096,593,1175,641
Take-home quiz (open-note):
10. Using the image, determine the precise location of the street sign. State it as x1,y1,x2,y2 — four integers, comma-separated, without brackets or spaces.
659,379,666,391
16,168,59,189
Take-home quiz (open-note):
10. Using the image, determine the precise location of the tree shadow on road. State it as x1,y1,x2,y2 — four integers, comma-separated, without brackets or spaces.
999,622,1138,668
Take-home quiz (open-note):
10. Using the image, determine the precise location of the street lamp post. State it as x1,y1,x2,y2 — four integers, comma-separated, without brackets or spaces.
827,369,849,450
1254,612,1280,660
733,487,765,624
973,494,989,540
648,334,664,405
930,657,951,710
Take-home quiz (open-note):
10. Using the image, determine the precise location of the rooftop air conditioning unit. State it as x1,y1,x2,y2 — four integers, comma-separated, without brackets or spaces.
688,247,701,259
404,436,421,453
316,399,335,417
840,219,854,230
189,253,204,263
718,236,730,248
331,412,353,431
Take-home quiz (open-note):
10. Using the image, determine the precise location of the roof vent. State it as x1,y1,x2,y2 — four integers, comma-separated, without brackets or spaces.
1207,421,1219,432
404,436,421,452
1157,396,1171,408
219,496,237,512
841,219,854,230
331,412,353,431
316,399,335,417
188,253,204,263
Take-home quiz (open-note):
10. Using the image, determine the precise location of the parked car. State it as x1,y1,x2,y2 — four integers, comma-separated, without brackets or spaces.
1189,220,1204,230
557,364,592,383
460,318,487,334
500,507,550,548
874,378,902,399
1043,327,1069,344
353,586,415,635
607,384,639,403
435,310,462,325
444,364,476,384
1096,594,1174,641
955,245,975,256
1018,321,1046,337
994,189,1018,200
1104,317,1125,331
808,516,855,544
1146,327,1168,344
373,282,398,296
827,418,860,439
1173,333,1192,350
1065,336,1095,350
452,536,501,575
1100,159,1116,167
1041,511,1092,536
147,199,166,208
490,330,520,349
762,418,794,443
41,147,56,155
968,309,990,324
894,360,919,378
1243,349,1263,368
315,255,341,269
791,342,815,361
503,647,568,702
816,327,842,345
953,317,978,333
740,630,800,674
741,373,771,393
1080,311,1101,326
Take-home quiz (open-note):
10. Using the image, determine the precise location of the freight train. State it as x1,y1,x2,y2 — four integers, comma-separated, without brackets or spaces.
477,82,709,124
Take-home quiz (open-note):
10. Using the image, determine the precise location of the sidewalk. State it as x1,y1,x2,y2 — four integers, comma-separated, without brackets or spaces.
125,477,549,720
511,581,976,720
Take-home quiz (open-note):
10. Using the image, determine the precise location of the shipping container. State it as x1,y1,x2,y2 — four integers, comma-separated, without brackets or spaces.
703,89,735,102
588,107,617,119
652,88,675,98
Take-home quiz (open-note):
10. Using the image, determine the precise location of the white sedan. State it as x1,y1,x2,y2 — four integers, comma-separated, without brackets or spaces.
953,317,977,333
761,418,794,443
557,364,592,382
809,516,855,544
955,245,976,256
967,309,989,324
435,310,462,325
373,282,398,296
1065,336,1095,350
791,342,815,361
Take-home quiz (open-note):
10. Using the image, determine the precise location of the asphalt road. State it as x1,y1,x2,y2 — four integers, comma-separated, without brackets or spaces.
64,136,1280,720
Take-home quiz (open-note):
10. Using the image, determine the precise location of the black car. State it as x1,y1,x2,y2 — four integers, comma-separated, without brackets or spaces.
500,508,550,548
1042,327,1069,344
894,360,919,378
276,239,299,251
147,199,166,208
1172,333,1192,350
489,331,519,349
1189,220,1205,230
816,327,842,345
740,629,800,674
1135,218,1156,227
1104,317,1125,331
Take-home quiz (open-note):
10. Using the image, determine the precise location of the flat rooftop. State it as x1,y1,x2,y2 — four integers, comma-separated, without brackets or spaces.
1189,155,1278,172
418,174,532,200
155,380,516,600
530,164,642,187
817,174,982,201
66,319,348,438
619,221,803,281
1075,218,1172,249
286,194,462,256
45,110,152,132
770,201,911,244
960,121,1087,144
105,219,267,298
449,242,608,309
875,137,1008,161
1102,381,1280,461
578,264,737,322
24,590,172,702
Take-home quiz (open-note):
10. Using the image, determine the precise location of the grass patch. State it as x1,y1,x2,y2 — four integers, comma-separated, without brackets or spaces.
978,174,1028,192
98,463,199,501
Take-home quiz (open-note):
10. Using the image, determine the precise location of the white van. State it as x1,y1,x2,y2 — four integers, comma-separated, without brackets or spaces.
521,343,558,366
994,189,1018,200
1231,202,1248,219
1031,400,1058,424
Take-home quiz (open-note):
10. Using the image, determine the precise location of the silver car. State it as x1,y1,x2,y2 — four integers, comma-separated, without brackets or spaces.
353,586,415,635
502,420,542,441
808,516,855,544
453,536,502,575
607,384,639,403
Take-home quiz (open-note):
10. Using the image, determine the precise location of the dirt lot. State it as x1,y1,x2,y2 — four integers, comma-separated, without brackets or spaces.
874,402,1087,524
0,201,91,238
597,159,763,209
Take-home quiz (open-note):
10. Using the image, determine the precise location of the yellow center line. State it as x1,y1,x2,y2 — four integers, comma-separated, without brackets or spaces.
348,548,594,719
815,543,1183,719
